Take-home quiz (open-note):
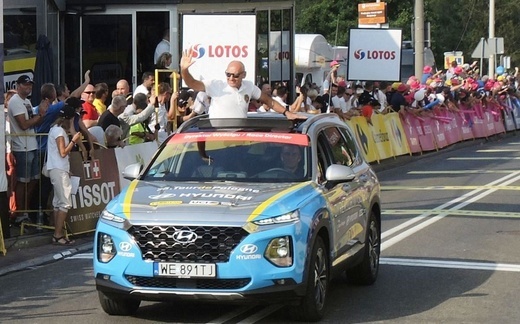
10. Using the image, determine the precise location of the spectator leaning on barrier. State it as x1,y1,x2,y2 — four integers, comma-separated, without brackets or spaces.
180,50,303,120
8,75,50,224
390,83,409,114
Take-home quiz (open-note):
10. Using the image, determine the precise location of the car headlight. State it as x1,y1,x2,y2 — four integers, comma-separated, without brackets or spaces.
99,210,129,229
253,210,300,226
265,236,293,267
97,232,116,263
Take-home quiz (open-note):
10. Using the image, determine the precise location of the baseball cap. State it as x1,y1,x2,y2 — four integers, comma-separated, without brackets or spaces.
59,105,77,119
330,60,340,68
16,75,34,84
65,97,85,108
397,84,408,92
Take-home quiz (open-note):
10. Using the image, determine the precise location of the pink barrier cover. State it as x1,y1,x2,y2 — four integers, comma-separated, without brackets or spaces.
430,118,448,149
454,113,474,141
407,114,436,151
400,114,422,153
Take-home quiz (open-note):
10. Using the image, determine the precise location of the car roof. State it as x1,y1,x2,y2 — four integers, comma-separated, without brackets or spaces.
176,113,343,134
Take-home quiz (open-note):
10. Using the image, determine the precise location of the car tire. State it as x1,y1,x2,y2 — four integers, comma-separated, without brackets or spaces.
98,291,141,315
346,211,380,285
289,236,329,322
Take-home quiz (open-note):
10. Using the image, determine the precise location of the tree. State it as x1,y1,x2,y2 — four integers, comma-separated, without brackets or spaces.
295,0,520,73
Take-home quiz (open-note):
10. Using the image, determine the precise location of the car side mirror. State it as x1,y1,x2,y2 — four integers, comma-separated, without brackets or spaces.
122,163,143,181
324,164,356,189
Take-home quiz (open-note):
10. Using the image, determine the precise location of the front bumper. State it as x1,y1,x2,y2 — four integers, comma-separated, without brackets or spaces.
95,273,305,303
93,220,308,303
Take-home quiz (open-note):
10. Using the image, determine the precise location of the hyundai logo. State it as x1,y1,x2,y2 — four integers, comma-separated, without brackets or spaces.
172,230,198,244
119,241,132,252
240,244,258,254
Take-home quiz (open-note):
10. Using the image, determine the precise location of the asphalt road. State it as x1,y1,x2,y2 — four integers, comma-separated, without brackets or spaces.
1,135,519,323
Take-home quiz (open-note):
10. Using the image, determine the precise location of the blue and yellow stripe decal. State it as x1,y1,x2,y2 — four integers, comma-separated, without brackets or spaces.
246,181,314,223
122,180,139,219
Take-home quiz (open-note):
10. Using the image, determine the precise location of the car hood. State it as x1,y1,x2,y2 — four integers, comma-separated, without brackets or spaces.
106,180,318,225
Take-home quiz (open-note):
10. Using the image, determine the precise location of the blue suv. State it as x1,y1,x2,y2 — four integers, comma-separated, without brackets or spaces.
94,113,381,321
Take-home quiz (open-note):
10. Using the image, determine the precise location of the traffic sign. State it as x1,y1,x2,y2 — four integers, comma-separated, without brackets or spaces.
471,37,504,58
358,2,387,25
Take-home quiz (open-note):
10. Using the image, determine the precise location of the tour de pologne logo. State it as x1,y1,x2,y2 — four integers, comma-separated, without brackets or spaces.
83,159,101,180
190,44,206,58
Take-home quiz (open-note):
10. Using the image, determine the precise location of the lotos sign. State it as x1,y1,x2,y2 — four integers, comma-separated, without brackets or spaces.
348,28,402,81
182,15,256,84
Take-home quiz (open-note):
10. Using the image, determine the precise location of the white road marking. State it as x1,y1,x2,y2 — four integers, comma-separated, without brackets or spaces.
408,170,516,174
383,185,520,190
383,209,520,218
381,171,520,249
448,157,520,160
381,258,520,272
476,149,520,152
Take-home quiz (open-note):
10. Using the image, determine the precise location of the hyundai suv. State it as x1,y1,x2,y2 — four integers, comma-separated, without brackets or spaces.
94,113,381,322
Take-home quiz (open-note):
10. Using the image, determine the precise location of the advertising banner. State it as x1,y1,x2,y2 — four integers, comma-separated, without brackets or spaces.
400,113,422,153
346,116,379,163
67,150,121,234
442,113,460,145
483,112,496,137
384,112,411,156
430,119,448,149
348,28,402,81
369,114,393,160
182,15,257,85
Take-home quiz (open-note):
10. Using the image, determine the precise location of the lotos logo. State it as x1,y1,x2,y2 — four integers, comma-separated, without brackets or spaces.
190,44,206,58
354,49,366,60
354,49,396,60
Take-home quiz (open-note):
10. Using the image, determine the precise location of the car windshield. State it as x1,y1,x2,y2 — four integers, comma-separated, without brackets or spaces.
142,131,311,183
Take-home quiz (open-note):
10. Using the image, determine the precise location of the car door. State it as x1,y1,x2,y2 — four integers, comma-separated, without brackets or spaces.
318,126,366,257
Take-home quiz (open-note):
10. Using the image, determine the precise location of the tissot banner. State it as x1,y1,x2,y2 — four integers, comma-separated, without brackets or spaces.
67,150,121,234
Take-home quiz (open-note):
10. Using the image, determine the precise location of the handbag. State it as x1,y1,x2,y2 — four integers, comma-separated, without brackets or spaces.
42,151,49,177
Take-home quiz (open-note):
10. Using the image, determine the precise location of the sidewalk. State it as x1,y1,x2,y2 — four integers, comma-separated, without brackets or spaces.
0,229,94,277
0,132,512,277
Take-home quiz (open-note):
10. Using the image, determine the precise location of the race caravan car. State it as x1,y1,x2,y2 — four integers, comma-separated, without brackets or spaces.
94,113,381,322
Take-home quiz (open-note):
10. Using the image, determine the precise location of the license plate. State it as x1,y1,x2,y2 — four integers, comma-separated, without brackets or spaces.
153,262,216,278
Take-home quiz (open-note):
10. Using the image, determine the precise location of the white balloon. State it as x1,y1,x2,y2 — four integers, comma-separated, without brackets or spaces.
436,94,445,104
414,89,426,101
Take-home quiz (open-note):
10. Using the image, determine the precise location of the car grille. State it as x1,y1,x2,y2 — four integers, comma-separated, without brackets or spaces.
128,225,249,262
125,275,251,290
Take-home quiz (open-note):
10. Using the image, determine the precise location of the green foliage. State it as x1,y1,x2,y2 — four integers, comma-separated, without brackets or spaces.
295,0,520,71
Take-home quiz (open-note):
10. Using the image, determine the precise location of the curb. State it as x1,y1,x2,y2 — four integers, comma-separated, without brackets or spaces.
0,242,93,277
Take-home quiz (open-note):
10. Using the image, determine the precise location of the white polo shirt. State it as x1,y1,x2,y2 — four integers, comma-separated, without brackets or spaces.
203,79,261,118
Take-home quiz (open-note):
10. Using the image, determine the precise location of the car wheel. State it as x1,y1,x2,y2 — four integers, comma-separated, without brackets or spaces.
98,291,141,315
346,211,380,285
289,236,329,322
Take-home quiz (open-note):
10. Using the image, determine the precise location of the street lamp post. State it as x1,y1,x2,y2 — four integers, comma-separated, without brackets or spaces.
414,0,425,77
488,0,495,77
